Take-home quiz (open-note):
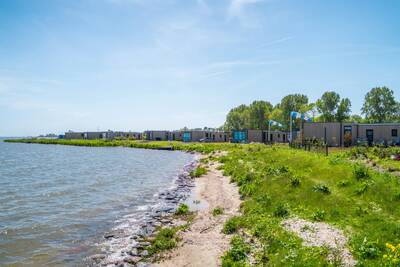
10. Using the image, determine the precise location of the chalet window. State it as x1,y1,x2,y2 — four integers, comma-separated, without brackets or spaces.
392,129,398,137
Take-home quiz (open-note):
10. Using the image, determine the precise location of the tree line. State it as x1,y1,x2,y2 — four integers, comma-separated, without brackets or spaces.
224,87,400,131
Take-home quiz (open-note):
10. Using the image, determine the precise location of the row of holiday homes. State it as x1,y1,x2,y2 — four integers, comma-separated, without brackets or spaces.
64,122,400,147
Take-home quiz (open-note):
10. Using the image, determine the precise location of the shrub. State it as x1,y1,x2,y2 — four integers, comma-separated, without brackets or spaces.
273,203,289,218
313,183,331,194
353,164,370,180
190,166,207,178
223,216,242,234
175,203,189,215
290,176,301,187
212,207,224,216
222,236,250,266
312,209,326,221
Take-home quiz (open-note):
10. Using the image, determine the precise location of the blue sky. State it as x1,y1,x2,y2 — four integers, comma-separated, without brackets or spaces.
0,0,399,136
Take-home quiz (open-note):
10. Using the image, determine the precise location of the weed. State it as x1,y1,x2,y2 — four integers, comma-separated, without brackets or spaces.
312,209,326,221
190,166,207,178
212,207,224,216
290,176,301,187
148,227,178,256
223,216,242,234
221,235,250,266
313,183,331,194
175,203,189,215
353,164,370,180
273,203,289,218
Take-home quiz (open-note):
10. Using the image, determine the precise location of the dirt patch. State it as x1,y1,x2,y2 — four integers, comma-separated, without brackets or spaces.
152,158,241,267
282,217,356,266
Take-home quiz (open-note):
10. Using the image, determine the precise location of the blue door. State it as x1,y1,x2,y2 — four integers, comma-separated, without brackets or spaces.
183,132,191,142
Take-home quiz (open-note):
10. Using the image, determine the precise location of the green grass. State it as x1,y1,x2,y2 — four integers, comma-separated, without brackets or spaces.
8,138,400,265
190,166,208,178
212,207,224,216
147,227,179,256
175,203,189,215
220,145,400,266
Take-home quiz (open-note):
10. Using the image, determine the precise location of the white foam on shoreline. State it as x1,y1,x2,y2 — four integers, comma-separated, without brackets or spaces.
93,154,200,266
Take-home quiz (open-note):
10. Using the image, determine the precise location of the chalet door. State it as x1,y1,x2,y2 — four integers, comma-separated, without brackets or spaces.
343,126,352,146
366,129,374,146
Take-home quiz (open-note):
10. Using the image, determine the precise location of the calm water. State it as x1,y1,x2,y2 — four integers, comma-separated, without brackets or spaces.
0,141,195,266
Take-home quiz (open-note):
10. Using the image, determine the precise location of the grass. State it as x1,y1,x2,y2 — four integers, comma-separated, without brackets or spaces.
7,138,400,265
212,207,224,216
147,227,179,256
220,144,400,266
175,203,189,215
190,166,208,178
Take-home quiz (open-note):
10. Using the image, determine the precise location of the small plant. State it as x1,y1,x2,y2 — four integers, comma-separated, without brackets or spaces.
337,180,350,187
148,227,178,256
223,216,241,234
353,164,370,180
355,237,380,260
212,207,224,216
383,242,400,266
313,183,331,194
222,236,250,266
354,181,370,195
175,203,189,215
312,209,326,221
190,166,207,178
290,176,301,187
273,203,289,218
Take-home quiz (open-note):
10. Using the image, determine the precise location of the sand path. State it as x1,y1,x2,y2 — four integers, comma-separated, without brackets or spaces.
153,159,241,267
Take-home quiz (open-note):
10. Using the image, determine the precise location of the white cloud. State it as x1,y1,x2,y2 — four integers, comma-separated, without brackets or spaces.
228,0,264,19
258,36,294,48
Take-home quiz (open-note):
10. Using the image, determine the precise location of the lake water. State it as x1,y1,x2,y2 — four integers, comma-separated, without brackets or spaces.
0,141,195,266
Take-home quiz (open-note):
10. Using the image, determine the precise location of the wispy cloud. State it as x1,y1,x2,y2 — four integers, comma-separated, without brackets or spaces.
258,36,293,48
227,0,264,20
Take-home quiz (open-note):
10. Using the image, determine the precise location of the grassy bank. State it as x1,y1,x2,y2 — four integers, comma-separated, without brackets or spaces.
4,138,237,154
7,138,400,265
220,145,400,266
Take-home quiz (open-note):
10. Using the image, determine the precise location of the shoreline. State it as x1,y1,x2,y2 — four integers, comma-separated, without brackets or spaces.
153,152,241,267
91,152,202,266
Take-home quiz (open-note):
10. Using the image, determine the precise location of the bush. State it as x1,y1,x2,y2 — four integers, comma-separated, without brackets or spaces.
353,164,370,180
190,166,207,178
175,203,189,215
212,207,224,216
312,183,331,194
223,216,242,234
273,203,289,218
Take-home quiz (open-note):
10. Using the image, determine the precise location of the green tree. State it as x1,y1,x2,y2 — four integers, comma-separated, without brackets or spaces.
336,98,351,122
316,91,341,122
279,94,309,129
346,114,364,123
362,87,397,123
224,104,250,130
248,100,273,130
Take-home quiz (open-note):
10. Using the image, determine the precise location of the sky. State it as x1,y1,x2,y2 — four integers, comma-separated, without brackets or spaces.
0,0,399,136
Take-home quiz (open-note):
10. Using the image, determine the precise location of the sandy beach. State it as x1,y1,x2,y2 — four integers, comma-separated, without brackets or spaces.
153,156,241,267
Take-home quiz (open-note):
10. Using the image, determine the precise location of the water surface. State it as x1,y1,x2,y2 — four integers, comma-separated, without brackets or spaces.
0,141,194,266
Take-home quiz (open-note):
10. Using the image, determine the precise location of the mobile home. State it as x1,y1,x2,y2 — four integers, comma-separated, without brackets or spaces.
303,122,400,146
